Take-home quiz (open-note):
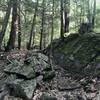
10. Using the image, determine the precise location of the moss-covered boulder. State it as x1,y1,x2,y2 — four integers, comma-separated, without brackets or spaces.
52,33,100,76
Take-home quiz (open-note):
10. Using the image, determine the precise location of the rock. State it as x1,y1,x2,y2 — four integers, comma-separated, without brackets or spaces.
95,91,100,100
25,52,48,63
0,90,8,100
20,79,37,99
1,52,56,99
84,84,97,93
36,75,43,83
3,96,23,100
4,62,35,79
24,58,32,65
64,92,78,100
0,77,7,90
38,53,48,63
40,93,57,100
43,71,55,81
0,75,37,99
4,52,52,79
24,52,52,74
5,83,28,100
86,93,97,100
4,78,37,99
77,95,87,100
49,33,100,77
58,77,81,91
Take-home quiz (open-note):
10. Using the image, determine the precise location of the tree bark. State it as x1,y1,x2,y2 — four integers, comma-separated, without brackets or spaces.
92,0,96,29
87,0,92,30
0,0,12,50
6,0,18,51
50,0,54,54
18,0,21,50
64,0,70,33
49,0,55,66
60,0,64,40
27,0,39,50
39,0,45,50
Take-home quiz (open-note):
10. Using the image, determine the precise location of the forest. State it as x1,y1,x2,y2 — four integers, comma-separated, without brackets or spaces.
0,0,100,100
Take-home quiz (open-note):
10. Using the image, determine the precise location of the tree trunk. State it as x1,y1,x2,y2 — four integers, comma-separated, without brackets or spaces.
27,0,39,50
87,0,92,30
50,0,54,55
0,0,12,50
39,0,45,50
92,0,96,29
64,11,69,33
49,0,55,66
60,0,64,40
64,0,70,33
6,0,18,51
18,0,21,50
43,32,46,49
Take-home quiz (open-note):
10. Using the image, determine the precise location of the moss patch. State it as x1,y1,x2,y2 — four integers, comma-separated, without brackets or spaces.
53,33,100,76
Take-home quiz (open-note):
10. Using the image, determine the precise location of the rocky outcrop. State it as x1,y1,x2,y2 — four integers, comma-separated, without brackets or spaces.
50,33,100,77
0,52,55,100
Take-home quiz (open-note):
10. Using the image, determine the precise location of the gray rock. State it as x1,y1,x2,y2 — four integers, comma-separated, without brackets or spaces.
4,78,37,99
40,93,57,100
77,94,87,100
64,93,78,100
4,63,35,79
43,71,55,81
52,33,100,75
58,78,81,91
21,79,37,98
0,90,8,100
4,53,51,79
38,53,48,62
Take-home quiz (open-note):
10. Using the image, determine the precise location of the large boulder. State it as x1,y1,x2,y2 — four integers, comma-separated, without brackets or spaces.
50,33,100,77
4,61,35,79
0,75,37,99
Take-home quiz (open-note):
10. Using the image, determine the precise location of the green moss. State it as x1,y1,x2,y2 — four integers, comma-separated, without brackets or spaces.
53,33,100,74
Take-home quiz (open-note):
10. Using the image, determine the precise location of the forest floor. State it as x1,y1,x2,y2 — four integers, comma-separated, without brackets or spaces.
0,50,100,100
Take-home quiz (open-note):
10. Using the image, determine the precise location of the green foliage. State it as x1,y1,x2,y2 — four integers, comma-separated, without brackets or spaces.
0,0,100,48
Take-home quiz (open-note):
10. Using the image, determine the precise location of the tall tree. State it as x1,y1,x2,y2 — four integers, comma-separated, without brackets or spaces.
18,0,21,50
87,0,93,31
27,0,39,49
39,0,45,50
6,0,18,51
49,0,55,66
60,0,64,40
64,0,70,33
87,0,96,31
0,0,12,50
50,0,54,55
92,0,96,29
